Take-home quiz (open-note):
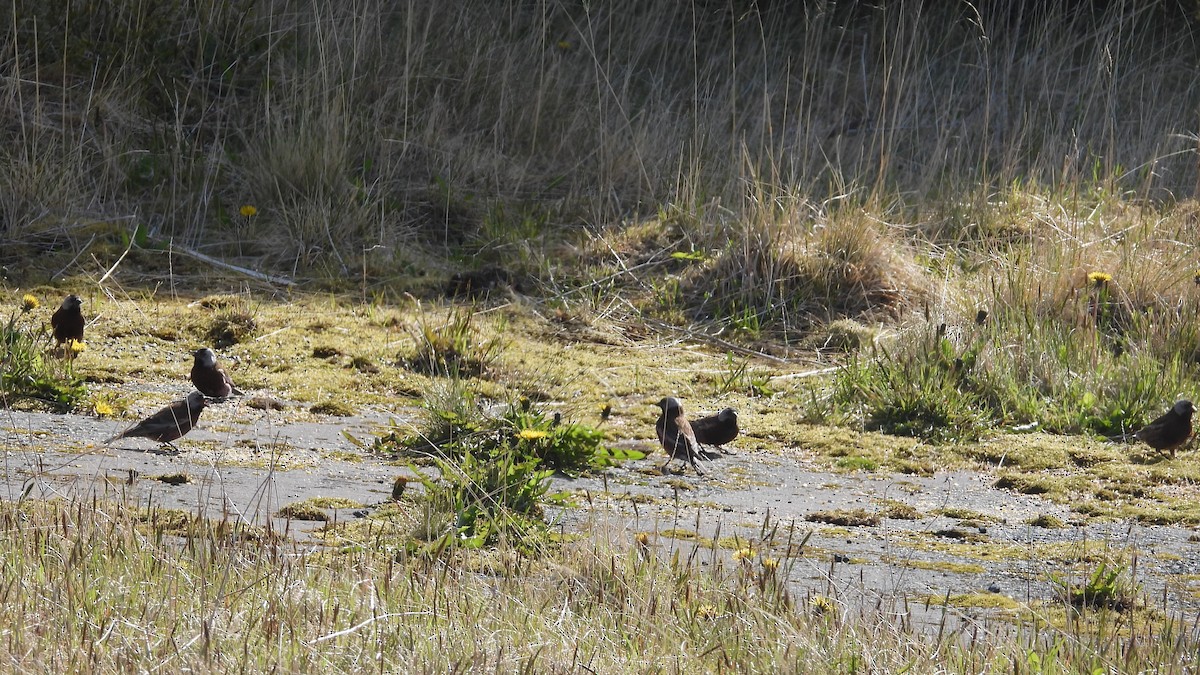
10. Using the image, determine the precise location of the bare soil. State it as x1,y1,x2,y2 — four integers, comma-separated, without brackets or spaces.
5,399,1198,632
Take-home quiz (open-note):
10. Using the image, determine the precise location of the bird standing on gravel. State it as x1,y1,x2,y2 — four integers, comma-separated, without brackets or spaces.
190,348,242,398
105,391,208,452
50,294,84,344
655,397,706,476
1134,400,1195,458
691,407,739,456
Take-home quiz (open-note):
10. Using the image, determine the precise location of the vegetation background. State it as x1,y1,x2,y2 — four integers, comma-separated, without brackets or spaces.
4,0,1200,670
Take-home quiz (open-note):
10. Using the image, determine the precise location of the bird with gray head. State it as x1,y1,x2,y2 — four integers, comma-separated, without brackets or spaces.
691,407,739,457
50,294,85,345
655,397,706,476
190,348,243,398
105,391,208,452
1134,399,1195,458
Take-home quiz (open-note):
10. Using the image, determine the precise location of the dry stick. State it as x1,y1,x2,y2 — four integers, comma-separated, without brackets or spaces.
168,243,296,286
98,228,138,284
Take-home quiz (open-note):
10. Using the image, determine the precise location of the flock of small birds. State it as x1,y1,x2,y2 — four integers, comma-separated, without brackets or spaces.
48,295,242,453
43,294,1198,468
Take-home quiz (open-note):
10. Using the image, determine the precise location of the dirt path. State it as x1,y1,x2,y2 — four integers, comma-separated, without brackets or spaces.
5,395,1200,634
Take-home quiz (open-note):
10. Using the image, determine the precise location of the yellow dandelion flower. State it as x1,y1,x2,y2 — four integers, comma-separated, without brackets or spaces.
556,39,572,51
1087,271,1112,286
21,294,39,312
731,547,756,562
518,429,548,441
69,339,86,354
810,595,835,615
94,400,115,417
695,604,718,620
635,532,650,546
761,557,779,572
239,204,258,218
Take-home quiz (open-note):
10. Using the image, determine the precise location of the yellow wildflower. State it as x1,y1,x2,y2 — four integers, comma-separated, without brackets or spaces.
761,557,779,572
69,340,86,354
21,294,39,312
239,204,258,218
1087,271,1112,286
556,40,572,51
634,532,650,546
94,400,115,417
731,547,756,562
695,604,718,620
810,595,835,615
518,429,548,441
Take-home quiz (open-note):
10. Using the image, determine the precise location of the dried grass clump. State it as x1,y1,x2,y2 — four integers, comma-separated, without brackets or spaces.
681,211,931,335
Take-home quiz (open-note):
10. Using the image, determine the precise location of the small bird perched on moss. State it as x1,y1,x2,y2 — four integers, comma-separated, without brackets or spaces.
691,407,739,457
655,397,706,476
190,348,243,398
50,294,84,345
105,391,208,452
1134,400,1195,458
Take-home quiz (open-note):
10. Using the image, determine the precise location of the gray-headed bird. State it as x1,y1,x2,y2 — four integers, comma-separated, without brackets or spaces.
655,397,706,476
51,294,84,345
190,348,242,398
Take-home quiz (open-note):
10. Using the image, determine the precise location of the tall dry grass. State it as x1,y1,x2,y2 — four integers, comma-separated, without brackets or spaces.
1,1,1197,280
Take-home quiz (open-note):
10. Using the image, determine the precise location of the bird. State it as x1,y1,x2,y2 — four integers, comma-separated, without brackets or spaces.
105,391,208,451
1134,400,1195,458
691,407,739,457
190,347,243,398
50,294,84,344
654,397,706,475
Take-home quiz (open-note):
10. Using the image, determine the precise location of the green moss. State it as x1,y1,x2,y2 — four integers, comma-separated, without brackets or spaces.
806,508,879,527
1025,514,1066,528
876,499,922,520
310,400,356,416
307,497,363,509
277,501,330,521
894,559,986,575
919,592,1020,610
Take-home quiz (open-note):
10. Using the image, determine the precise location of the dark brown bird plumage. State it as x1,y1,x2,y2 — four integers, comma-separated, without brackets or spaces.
1134,399,1195,458
190,348,243,398
105,391,208,450
691,407,739,456
654,397,706,475
50,294,84,344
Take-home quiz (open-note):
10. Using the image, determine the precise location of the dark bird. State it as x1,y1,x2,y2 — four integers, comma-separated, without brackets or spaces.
1134,400,1195,458
655,397,706,476
105,391,208,451
190,348,243,398
691,407,739,457
50,294,84,344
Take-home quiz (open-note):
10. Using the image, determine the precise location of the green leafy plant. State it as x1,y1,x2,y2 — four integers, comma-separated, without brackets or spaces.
1051,560,1139,612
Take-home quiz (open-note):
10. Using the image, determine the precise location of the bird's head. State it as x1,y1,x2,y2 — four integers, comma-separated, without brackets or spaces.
188,391,210,409
1174,399,1196,417
62,294,82,310
193,348,218,367
656,397,683,414
717,407,738,423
